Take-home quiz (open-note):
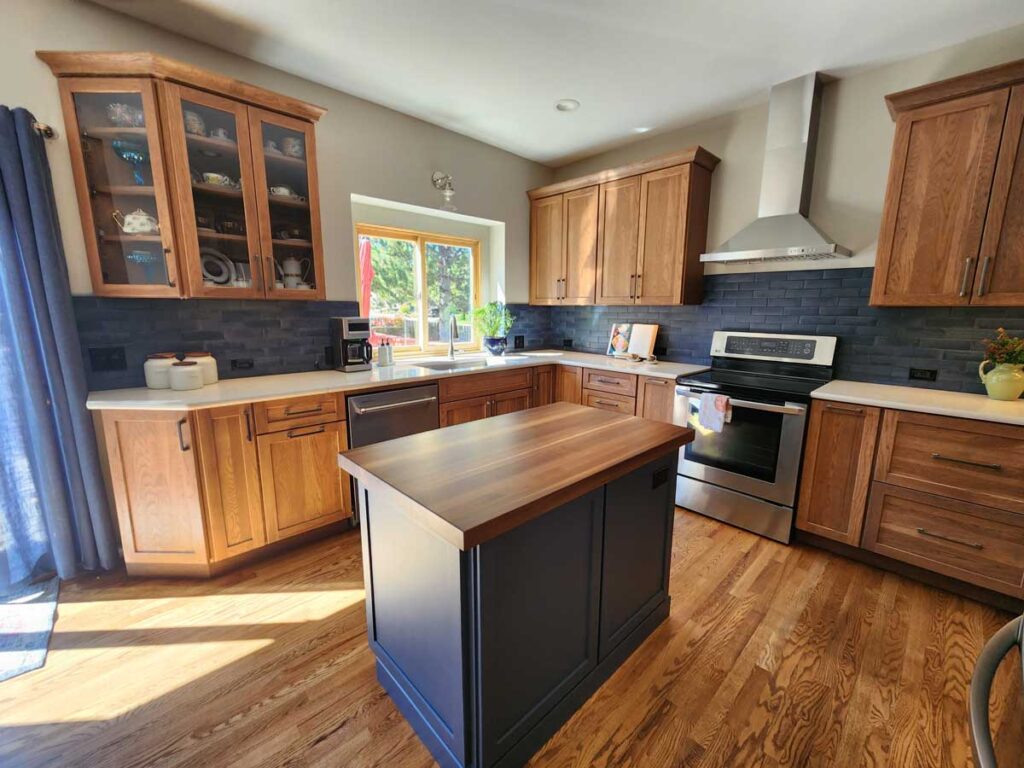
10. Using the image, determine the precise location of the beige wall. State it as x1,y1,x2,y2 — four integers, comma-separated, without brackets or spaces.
554,23,1024,274
3,0,552,300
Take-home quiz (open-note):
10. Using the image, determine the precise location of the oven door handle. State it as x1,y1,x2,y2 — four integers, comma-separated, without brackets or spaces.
675,387,806,416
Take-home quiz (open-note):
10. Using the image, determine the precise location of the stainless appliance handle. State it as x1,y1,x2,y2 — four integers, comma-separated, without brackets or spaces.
351,395,438,415
676,387,806,416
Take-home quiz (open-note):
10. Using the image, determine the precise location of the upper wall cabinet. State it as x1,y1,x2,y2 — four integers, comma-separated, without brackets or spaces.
872,59,1024,307
528,147,718,306
38,51,327,300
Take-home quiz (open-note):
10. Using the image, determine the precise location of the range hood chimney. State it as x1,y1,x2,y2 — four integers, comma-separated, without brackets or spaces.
701,73,850,264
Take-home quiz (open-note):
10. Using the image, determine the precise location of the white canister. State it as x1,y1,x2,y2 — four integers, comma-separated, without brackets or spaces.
184,351,219,384
144,353,177,389
169,361,204,391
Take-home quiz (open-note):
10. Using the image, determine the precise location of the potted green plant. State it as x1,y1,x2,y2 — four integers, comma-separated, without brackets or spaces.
979,328,1024,400
473,302,516,356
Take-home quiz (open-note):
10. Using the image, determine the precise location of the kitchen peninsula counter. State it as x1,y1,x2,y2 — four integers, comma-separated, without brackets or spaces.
338,403,694,768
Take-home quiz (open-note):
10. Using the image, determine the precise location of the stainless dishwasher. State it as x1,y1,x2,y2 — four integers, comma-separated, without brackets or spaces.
347,383,439,448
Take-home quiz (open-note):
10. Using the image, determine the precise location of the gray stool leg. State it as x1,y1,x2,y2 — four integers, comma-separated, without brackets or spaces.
970,616,1023,768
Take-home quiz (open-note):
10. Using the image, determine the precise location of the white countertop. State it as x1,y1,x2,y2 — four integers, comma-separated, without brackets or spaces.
86,350,708,411
812,380,1024,426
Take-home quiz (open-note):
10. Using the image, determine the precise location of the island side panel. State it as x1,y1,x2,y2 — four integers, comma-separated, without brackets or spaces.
473,488,604,767
360,482,469,767
599,453,678,656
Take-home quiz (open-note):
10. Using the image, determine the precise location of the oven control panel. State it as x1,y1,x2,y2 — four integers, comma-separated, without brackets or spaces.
711,332,837,366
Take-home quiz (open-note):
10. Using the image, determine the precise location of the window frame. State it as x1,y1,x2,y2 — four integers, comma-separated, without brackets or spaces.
354,223,482,355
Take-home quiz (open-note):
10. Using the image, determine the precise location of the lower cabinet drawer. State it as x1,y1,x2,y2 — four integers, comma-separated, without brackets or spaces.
583,389,636,415
863,482,1024,597
439,368,534,402
254,392,344,434
582,368,637,397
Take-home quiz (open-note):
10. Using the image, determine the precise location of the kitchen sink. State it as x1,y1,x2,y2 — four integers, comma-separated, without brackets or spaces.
413,359,491,371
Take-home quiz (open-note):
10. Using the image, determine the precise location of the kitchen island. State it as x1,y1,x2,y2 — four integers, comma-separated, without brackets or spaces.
338,402,694,768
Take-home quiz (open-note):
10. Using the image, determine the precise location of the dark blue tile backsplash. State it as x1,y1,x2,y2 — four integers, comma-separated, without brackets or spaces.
75,267,1024,395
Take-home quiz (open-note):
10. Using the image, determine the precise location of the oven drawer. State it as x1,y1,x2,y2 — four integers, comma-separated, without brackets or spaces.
254,392,344,434
583,389,636,415
874,410,1024,514
863,482,1024,597
582,368,637,397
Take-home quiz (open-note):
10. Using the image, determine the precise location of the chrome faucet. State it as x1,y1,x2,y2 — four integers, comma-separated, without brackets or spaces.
447,314,459,359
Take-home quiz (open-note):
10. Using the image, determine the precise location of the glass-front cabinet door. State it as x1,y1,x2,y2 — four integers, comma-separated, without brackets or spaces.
161,84,263,298
248,108,325,300
59,78,179,297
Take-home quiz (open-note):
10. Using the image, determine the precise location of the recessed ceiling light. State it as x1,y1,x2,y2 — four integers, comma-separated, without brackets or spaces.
555,99,580,112
633,127,652,134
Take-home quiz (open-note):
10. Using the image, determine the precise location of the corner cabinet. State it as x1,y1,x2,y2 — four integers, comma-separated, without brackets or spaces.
871,59,1024,307
529,147,718,307
39,51,326,300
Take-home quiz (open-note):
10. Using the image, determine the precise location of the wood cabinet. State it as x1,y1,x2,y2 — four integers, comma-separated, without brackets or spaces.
872,58,1024,307
796,401,881,545
582,389,635,415
439,368,534,402
532,365,556,408
555,365,583,405
257,420,352,542
581,367,637,415
40,51,326,300
636,376,674,423
529,187,599,305
799,398,1024,598
440,387,532,426
530,148,718,307
194,404,266,561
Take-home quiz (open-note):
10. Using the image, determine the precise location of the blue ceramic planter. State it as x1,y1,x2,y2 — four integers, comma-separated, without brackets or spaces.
482,336,507,356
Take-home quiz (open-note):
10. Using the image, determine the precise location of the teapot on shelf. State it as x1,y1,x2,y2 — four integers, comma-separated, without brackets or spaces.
112,209,160,235
275,255,311,289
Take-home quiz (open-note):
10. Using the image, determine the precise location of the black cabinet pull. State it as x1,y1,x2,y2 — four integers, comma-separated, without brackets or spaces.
285,404,324,416
176,417,190,452
287,425,326,439
244,410,253,442
916,527,984,550
930,452,1001,471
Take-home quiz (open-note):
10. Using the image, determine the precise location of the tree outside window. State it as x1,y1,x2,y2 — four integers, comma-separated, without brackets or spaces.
356,225,479,352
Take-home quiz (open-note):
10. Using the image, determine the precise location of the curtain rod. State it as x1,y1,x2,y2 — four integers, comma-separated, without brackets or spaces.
33,121,56,139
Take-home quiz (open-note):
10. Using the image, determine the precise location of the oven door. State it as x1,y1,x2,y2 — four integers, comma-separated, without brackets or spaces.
672,385,807,506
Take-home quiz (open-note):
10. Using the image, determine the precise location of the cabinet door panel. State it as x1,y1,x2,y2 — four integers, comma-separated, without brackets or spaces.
532,365,556,407
440,395,490,427
975,84,1024,305
796,401,881,545
530,195,564,305
258,420,352,542
248,107,325,300
492,388,532,416
555,365,583,405
160,83,264,299
57,78,180,297
563,186,599,304
637,165,689,305
195,404,266,561
596,177,641,304
101,410,208,565
871,89,1009,306
637,376,674,423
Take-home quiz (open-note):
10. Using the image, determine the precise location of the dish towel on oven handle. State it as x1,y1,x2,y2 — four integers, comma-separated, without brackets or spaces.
698,392,731,433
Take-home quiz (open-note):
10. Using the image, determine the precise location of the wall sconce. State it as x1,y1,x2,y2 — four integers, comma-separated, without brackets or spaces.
432,171,456,212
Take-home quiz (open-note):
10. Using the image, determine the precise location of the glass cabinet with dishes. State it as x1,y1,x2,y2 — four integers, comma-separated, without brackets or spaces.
59,78,180,297
249,109,324,298
43,51,327,300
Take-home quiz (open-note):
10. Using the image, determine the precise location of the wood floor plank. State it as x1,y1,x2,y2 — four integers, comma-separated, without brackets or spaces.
0,509,1020,767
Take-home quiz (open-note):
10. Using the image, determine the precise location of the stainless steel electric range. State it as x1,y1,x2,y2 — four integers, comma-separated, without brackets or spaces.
672,331,837,543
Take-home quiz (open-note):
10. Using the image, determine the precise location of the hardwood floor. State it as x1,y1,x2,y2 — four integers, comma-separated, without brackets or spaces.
1,510,1020,767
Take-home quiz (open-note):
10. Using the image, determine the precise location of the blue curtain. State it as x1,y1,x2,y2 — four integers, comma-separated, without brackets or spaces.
0,107,118,588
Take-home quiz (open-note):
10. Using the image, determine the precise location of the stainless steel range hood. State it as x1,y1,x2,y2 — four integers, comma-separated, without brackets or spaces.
701,73,850,264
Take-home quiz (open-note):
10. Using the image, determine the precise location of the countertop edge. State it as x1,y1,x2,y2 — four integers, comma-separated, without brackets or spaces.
86,352,706,411
811,380,1024,427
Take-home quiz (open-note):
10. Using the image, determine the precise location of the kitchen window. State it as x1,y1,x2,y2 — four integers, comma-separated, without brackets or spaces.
355,224,480,353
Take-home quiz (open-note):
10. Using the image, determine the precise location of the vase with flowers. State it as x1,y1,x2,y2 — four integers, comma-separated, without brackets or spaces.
979,328,1024,400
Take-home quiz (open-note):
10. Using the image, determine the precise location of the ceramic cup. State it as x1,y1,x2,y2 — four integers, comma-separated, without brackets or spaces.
209,126,232,141
283,275,304,289
281,136,304,158
264,140,280,154
269,185,295,197
203,172,233,187
183,110,206,136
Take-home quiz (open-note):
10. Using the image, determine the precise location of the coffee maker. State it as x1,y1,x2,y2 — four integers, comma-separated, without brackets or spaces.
330,317,373,372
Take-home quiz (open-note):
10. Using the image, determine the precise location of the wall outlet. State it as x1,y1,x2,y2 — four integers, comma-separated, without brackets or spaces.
562,338,573,349
88,346,126,372
231,358,255,370
653,345,668,358
513,335,525,349
909,367,938,382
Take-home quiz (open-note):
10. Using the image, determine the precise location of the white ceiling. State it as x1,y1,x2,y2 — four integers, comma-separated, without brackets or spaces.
95,0,1024,166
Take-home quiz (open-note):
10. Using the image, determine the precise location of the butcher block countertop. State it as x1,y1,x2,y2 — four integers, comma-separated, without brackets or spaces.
337,402,694,550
